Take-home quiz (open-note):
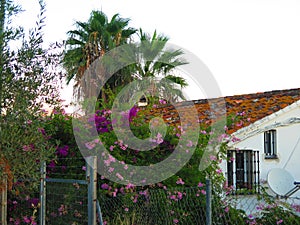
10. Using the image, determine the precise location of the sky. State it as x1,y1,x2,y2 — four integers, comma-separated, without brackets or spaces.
14,0,300,105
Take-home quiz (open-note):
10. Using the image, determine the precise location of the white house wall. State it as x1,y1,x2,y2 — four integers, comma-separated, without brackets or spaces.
221,103,300,197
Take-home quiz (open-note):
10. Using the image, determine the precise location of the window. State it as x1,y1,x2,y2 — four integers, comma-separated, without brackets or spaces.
227,150,260,194
264,130,277,158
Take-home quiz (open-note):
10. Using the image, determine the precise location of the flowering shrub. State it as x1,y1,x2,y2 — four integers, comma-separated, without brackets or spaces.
6,104,300,224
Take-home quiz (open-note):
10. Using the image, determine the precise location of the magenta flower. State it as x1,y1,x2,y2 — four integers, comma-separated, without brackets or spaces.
85,141,96,150
176,178,185,185
56,145,69,157
216,168,223,174
22,145,32,152
28,198,39,207
186,140,193,147
129,106,139,121
198,182,204,188
101,183,110,190
116,173,124,180
277,220,283,224
48,160,56,170
125,183,135,189
23,216,31,223
209,155,217,161
177,191,183,200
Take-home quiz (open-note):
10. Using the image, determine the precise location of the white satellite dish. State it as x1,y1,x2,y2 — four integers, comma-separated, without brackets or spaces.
267,168,300,198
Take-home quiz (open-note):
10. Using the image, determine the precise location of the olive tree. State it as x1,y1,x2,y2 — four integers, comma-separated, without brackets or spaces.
0,0,62,186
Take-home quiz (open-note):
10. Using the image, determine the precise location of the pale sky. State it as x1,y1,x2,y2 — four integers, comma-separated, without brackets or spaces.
14,0,300,104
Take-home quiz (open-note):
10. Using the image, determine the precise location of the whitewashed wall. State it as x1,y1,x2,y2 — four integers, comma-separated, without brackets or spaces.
220,102,300,197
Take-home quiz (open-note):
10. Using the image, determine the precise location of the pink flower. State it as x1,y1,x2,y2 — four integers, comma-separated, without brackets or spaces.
124,207,129,212
176,178,185,185
116,173,124,180
186,140,193,147
170,195,177,200
101,183,110,190
85,141,96,150
216,168,223,174
112,189,118,197
22,145,31,152
177,191,183,200
225,207,229,213
209,155,217,161
236,121,243,127
23,216,31,223
198,182,204,188
277,220,283,224
201,190,206,195
125,183,135,189
159,99,167,104
231,136,240,142
139,190,148,196
173,219,179,224
132,195,138,203
14,218,20,225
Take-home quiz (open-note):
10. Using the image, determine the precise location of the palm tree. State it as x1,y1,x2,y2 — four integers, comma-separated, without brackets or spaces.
62,10,136,99
132,29,188,103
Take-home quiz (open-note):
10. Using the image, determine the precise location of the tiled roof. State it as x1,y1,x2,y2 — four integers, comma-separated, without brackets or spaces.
140,88,300,134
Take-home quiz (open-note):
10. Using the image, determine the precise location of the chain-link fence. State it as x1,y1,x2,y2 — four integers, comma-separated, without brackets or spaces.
5,159,300,225
98,185,300,225
99,187,207,225
6,157,91,225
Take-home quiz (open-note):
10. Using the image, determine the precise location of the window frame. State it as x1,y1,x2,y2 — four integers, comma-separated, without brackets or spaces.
227,149,260,194
264,129,277,159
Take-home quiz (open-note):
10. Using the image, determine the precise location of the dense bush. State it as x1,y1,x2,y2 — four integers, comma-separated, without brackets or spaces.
6,105,300,224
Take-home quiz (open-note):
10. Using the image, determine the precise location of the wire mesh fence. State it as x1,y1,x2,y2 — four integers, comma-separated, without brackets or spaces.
45,181,88,224
5,156,300,225
43,157,89,225
99,187,207,225
98,187,300,225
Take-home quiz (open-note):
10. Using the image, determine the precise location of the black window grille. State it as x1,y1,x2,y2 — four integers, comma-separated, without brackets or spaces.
227,150,260,194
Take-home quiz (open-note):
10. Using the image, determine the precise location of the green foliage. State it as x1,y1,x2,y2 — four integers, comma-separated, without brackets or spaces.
0,0,62,182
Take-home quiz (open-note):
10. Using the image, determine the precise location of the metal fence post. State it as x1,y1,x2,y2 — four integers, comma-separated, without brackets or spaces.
206,178,212,225
39,161,46,225
1,174,7,225
86,156,97,225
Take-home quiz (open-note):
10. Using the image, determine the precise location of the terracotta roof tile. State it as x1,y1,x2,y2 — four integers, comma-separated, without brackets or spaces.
139,88,300,134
